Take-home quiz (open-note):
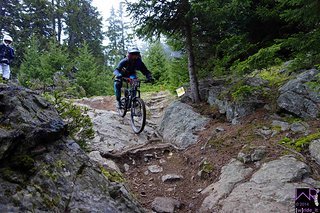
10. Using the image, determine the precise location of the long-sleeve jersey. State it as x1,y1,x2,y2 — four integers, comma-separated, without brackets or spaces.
113,57,152,79
0,44,14,65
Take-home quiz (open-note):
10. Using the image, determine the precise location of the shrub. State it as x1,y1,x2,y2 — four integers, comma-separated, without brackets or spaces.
231,44,282,75
231,85,258,102
257,65,289,88
306,73,320,93
44,91,94,150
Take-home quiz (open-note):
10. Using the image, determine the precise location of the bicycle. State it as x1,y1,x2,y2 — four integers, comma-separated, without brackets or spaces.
117,77,147,134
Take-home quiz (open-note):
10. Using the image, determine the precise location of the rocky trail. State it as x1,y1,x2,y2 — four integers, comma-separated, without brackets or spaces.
76,87,320,212
1,69,320,212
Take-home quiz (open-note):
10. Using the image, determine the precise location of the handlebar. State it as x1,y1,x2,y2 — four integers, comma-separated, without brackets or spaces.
113,75,154,84
121,77,138,82
121,77,141,88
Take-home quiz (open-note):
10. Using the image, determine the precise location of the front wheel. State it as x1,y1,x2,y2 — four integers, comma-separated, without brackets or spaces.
130,97,146,134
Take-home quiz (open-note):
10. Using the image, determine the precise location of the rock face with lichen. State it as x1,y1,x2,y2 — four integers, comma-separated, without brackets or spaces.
0,85,144,212
277,69,320,118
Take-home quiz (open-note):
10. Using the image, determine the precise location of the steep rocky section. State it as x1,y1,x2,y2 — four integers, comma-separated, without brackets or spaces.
0,84,144,212
5,70,320,212
74,92,173,154
15,68,318,213
151,98,320,212
115,68,320,212
144,91,175,125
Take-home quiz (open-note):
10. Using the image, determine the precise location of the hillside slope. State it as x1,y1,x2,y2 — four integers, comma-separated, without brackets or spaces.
78,69,320,212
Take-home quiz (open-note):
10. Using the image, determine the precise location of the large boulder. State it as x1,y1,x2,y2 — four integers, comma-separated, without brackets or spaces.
208,89,256,123
277,69,320,118
0,85,144,212
0,139,144,212
159,101,210,149
0,85,65,160
207,77,267,122
181,78,226,103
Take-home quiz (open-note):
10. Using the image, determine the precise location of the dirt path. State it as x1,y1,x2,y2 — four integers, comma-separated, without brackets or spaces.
109,109,286,212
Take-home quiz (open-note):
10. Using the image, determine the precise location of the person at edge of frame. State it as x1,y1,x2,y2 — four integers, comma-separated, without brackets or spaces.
0,35,14,83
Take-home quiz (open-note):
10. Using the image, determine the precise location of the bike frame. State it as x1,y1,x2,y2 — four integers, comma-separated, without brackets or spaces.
118,77,147,134
122,78,141,109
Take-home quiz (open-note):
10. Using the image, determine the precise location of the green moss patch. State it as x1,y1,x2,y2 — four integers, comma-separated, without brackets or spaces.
279,132,320,152
100,166,125,183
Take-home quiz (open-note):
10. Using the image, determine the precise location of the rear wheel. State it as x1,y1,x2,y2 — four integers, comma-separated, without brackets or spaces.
130,97,146,134
117,97,127,117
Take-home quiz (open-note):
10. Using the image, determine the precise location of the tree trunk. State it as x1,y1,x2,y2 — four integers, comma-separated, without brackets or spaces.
52,0,56,39
57,16,62,43
119,2,126,55
185,21,200,103
57,0,62,43
0,1,5,32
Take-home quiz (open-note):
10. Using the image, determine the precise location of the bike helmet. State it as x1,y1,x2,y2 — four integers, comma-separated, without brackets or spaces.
128,47,140,54
3,35,13,46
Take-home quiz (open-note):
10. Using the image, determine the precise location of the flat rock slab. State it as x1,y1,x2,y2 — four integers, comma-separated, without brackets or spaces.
200,159,253,211
200,156,318,213
87,109,155,153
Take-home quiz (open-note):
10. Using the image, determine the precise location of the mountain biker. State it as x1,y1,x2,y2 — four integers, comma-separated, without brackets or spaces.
0,35,14,82
113,47,154,109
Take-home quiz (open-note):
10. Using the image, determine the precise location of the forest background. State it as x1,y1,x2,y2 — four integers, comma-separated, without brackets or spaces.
1,0,320,99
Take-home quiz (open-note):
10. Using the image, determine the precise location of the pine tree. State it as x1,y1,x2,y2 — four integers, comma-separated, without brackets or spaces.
19,36,51,88
144,41,169,82
41,39,70,76
0,0,21,36
19,37,70,89
105,6,122,67
64,0,104,60
51,0,64,43
126,0,201,102
105,2,133,68
73,42,105,97
20,0,54,41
